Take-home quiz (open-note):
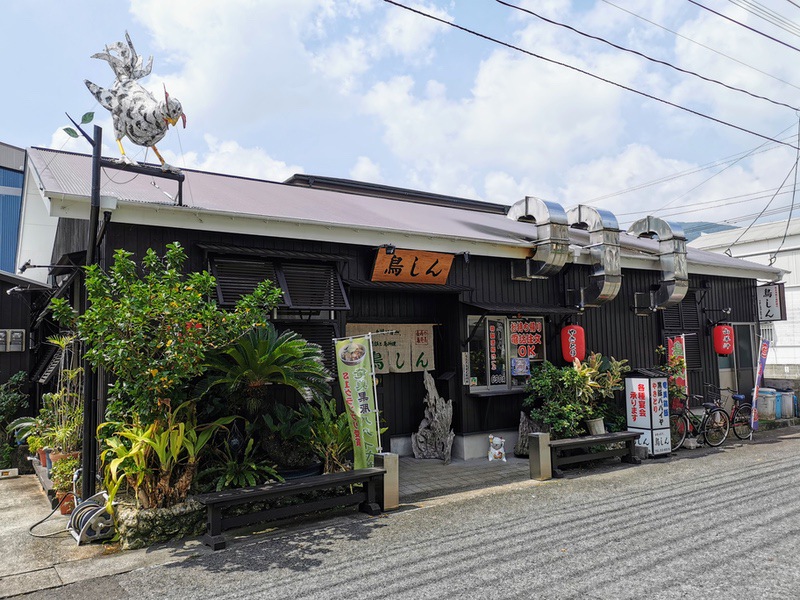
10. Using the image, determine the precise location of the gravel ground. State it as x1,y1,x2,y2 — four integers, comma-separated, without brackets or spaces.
12,426,800,600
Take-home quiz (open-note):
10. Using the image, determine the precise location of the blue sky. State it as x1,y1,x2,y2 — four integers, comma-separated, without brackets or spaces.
3,0,800,229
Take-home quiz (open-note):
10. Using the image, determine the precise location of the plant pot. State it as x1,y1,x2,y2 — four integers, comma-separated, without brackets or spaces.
49,450,80,465
56,491,75,515
36,448,47,467
585,418,606,435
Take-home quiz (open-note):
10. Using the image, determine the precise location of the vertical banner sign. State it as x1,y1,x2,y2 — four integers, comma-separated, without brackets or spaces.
667,334,689,401
752,339,771,434
335,336,381,469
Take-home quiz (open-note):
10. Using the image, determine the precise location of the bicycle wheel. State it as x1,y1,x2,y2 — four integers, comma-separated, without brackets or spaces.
732,404,753,440
670,413,687,451
703,408,730,447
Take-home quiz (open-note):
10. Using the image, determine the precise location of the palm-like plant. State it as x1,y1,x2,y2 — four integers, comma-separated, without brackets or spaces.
204,324,332,418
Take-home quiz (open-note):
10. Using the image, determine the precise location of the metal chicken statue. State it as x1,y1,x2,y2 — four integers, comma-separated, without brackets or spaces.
85,33,186,171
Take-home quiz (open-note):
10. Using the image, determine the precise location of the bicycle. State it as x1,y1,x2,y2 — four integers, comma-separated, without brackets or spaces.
669,392,731,451
703,383,753,441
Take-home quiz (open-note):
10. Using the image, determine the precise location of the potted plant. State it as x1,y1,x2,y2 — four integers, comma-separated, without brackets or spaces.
524,353,631,440
582,353,630,434
50,455,80,514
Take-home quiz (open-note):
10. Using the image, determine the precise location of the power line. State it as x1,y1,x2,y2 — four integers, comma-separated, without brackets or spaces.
688,0,800,54
772,116,800,261
616,185,799,218
785,0,800,10
601,0,800,93
497,0,800,112
381,0,800,151
723,160,798,254
726,0,800,39
584,132,794,204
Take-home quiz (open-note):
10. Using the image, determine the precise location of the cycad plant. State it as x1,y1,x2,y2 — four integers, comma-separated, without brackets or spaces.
204,324,332,419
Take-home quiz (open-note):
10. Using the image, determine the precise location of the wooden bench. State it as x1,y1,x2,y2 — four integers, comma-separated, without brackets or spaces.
528,431,641,480
195,467,385,550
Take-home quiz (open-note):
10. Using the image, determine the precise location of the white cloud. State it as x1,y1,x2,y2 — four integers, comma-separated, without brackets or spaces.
350,156,383,182
164,135,304,181
378,1,451,60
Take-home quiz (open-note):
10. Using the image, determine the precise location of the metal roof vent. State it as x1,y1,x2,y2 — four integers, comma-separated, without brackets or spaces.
566,205,621,308
627,216,689,315
507,196,569,279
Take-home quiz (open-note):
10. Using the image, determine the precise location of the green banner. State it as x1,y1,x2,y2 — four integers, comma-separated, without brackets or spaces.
335,336,381,469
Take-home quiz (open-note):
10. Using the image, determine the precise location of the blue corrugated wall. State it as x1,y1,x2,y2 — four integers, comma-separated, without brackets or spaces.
0,167,23,272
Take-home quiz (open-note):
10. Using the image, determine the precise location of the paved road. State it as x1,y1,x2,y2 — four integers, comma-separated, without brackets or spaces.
14,428,800,600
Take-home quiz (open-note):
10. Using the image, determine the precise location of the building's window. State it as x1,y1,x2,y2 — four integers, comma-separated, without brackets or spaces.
760,322,775,344
467,315,545,392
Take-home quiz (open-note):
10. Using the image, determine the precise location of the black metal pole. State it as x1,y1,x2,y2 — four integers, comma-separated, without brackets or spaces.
81,125,102,502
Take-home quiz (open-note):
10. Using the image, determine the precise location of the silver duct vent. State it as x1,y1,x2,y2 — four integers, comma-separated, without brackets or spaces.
507,196,570,279
627,216,689,313
566,205,621,308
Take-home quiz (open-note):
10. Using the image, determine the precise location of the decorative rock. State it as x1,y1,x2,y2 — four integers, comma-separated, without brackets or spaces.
411,371,455,464
115,498,205,550
514,411,542,457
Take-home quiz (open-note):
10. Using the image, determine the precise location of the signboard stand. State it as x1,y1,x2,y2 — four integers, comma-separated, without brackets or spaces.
625,368,671,457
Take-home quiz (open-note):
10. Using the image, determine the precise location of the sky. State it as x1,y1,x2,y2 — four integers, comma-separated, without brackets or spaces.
4,0,800,232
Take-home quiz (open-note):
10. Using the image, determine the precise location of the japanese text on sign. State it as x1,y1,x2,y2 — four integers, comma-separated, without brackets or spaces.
371,249,454,284
509,317,545,362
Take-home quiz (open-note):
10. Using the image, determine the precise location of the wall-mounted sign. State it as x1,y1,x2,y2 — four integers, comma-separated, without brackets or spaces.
757,283,786,322
371,249,454,285
509,317,545,363
345,323,436,374
0,330,6,352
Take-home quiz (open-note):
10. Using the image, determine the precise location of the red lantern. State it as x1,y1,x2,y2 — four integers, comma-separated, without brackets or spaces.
713,324,735,355
561,324,586,362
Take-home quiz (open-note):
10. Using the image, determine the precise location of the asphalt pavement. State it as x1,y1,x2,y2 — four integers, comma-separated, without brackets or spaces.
3,426,800,599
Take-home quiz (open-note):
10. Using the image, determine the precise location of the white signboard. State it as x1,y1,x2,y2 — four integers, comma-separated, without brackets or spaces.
757,284,785,322
626,375,671,457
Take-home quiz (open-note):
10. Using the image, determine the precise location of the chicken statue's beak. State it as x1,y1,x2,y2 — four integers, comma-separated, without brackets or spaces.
166,114,187,128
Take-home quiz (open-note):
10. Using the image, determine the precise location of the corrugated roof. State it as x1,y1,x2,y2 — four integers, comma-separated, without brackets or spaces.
689,220,800,249
25,147,783,281
27,147,537,248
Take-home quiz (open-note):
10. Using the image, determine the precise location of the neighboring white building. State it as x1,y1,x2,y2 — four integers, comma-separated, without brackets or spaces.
690,221,796,384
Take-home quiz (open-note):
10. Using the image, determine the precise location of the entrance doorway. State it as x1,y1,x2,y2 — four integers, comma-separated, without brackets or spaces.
718,322,758,404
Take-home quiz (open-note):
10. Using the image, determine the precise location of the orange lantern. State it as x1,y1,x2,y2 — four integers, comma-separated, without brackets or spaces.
561,324,586,362
713,324,735,355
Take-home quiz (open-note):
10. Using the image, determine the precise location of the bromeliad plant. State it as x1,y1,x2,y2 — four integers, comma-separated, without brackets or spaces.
100,401,235,509
197,438,281,492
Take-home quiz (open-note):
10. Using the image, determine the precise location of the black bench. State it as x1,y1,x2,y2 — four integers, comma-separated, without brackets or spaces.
529,431,642,480
195,467,386,550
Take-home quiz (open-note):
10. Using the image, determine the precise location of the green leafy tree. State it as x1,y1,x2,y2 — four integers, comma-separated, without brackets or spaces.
50,242,281,423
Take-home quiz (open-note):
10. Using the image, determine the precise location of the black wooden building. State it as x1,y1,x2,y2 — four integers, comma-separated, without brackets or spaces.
16,148,782,458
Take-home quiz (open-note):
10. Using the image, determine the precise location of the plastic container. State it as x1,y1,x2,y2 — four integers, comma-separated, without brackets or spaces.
775,393,783,420
783,392,796,418
753,388,776,420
